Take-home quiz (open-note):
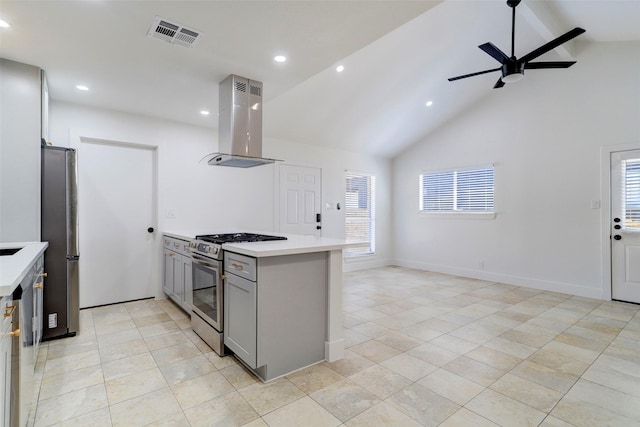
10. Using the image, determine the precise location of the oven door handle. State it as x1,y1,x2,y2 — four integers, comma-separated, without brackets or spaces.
191,254,219,269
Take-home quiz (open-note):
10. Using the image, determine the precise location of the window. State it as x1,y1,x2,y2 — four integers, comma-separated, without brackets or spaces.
420,166,494,213
624,159,640,229
345,172,375,257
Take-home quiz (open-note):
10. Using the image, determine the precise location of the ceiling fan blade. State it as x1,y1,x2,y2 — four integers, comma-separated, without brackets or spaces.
519,27,586,63
525,61,577,69
494,78,505,89
448,67,501,82
479,42,510,64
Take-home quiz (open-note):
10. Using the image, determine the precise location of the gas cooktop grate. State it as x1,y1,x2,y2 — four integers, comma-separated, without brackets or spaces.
196,233,287,244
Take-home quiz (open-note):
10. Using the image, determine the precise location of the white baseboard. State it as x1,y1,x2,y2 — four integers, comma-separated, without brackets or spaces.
392,259,605,300
343,257,392,273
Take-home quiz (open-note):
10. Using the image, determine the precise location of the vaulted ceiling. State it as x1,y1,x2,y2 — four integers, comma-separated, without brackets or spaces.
1,1,639,158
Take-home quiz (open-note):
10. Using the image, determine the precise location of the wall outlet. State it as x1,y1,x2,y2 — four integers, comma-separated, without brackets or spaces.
48,313,57,328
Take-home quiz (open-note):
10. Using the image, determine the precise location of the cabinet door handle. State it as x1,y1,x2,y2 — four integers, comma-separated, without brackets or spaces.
34,282,44,289
37,272,48,278
9,328,20,337
3,305,16,318
230,263,244,270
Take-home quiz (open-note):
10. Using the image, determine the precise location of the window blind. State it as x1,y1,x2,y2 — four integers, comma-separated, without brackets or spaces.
345,172,375,257
420,166,494,213
625,159,640,229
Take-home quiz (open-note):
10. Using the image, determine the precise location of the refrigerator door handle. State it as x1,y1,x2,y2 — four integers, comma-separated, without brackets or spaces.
66,149,80,256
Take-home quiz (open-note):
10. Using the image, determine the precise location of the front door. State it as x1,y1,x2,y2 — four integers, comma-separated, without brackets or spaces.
278,165,322,236
77,139,156,307
611,149,640,303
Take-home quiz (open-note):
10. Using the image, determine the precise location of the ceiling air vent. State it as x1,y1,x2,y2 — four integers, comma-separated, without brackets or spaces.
147,16,202,48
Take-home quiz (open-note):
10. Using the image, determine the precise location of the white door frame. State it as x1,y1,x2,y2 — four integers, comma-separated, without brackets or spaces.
600,143,640,301
70,128,160,297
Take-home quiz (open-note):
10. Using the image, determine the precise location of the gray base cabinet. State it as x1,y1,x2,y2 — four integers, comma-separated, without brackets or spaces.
224,273,257,367
224,251,327,382
1,296,13,427
163,236,192,313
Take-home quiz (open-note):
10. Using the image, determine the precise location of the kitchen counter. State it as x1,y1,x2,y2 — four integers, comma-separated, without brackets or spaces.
164,231,367,365
162,231,366,257
223,234,365,257
0,242,48,296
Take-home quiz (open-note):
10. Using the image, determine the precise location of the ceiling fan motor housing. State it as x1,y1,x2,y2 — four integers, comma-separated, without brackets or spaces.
501,61,525,83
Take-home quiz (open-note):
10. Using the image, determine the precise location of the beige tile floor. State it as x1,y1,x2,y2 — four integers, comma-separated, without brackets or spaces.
32,266,640,426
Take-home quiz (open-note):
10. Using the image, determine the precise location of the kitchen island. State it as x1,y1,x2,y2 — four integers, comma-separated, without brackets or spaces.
166,231,363,381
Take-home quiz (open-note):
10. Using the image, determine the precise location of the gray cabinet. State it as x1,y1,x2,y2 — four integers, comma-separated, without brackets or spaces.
31,255,44,362
224,272,257,367
1,296,13,427
162,236,192,313
223,251,328,381
0,59,45,242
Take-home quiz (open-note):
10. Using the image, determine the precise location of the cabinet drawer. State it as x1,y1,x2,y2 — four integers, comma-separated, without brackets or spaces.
163,235,190,256
224,252,256,281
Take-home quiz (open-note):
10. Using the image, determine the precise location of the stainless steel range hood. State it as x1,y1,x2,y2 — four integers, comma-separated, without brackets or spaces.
208,75,279,168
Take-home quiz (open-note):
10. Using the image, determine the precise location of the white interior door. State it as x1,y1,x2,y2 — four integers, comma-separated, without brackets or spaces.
279,165,322,236
78,140,156,308
611,149,640,303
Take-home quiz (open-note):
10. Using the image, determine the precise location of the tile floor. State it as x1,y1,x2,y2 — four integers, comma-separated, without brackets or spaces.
32,266,640,426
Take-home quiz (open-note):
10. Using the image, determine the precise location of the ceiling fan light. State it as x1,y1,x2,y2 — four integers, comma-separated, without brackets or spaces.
501,72,524,84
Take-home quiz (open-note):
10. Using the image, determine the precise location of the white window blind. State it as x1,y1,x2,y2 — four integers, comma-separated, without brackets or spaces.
345,172,375,257
624,159,640,229
420,166,494,213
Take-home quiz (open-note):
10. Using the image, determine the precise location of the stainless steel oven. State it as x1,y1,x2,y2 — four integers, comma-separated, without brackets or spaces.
190,233,287,356
190,242,224,356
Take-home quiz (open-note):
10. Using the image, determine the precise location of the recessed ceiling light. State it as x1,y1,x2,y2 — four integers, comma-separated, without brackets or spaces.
425,100,433,107
274,55,287,63
200,110,210,116
76,85,89,91
0,19,10,28
336,65,345,73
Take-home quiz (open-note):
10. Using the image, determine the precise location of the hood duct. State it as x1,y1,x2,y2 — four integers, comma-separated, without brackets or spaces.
208,74,280,168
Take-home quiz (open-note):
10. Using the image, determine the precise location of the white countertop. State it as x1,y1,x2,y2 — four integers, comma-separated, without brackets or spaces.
163,231,367,258
223,235,365,258
0,242,48,296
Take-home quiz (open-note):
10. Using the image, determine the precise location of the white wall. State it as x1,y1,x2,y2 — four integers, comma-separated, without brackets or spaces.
392,41,640,299
49,101,392,297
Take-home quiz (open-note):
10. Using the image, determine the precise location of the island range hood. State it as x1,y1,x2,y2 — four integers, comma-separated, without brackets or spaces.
208,74,279,168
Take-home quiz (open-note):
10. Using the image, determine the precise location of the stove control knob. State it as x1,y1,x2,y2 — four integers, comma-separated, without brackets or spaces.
213,248,219,254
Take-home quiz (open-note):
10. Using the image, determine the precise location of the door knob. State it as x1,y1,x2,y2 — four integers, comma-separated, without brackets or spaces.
614,218,621,223
316,226,322,230
614,225,621,230
614,235,622,240
148,227,154,233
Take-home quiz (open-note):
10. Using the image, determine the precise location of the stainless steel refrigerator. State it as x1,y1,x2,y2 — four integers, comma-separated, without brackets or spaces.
41,145,80,339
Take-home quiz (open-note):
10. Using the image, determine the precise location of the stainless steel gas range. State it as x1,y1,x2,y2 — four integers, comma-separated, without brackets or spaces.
190,233,287,356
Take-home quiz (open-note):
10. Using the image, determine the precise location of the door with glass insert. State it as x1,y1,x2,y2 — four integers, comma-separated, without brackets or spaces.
611,149,640,303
